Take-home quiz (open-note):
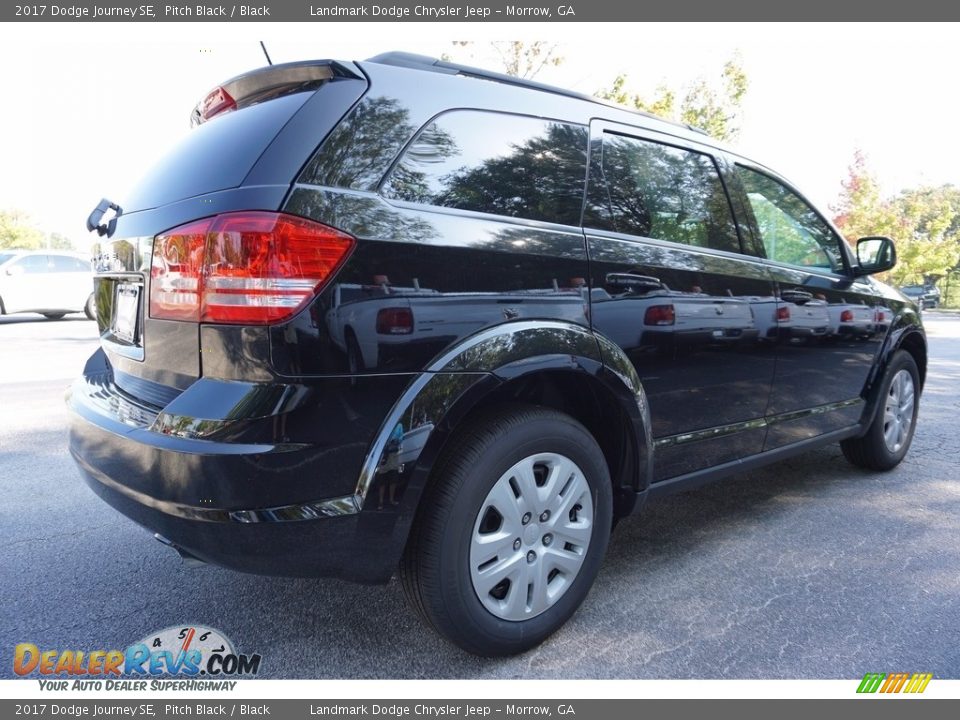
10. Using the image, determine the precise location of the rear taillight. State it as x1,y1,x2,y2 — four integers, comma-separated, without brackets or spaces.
376,307,414,335
644,304,675,326
150,212,354,325
840,309,854,322
776,306,791,322
875,309,887,323
149,219,208,321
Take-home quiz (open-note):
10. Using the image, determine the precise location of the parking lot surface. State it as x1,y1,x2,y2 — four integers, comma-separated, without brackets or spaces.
1,312,958,678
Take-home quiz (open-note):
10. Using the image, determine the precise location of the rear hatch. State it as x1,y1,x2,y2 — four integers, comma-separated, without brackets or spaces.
89,60,367,407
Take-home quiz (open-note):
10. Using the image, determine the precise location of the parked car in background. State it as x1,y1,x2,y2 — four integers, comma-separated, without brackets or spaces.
69,52,926,657
0,250,95,320
900,284,940,309
827,300,876,338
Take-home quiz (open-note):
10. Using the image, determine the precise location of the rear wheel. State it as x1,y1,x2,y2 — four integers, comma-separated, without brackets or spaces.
400,404,612,656
84,294,96,321
842,350,920,471
43,313,66,321
345,330,364,374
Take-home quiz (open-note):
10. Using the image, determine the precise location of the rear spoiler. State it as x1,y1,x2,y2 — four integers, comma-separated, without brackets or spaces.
190,59,362,127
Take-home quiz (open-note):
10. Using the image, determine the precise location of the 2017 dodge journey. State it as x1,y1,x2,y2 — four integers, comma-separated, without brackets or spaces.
69,52,926,656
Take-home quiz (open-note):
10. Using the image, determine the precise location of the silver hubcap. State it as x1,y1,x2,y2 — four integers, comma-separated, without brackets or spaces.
469,452,593,621
883,369,915,454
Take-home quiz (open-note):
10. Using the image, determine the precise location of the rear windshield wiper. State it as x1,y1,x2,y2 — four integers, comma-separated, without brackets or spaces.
86,198,123,237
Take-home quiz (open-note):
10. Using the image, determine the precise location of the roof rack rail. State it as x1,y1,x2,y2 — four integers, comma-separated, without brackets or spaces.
364,52,710,137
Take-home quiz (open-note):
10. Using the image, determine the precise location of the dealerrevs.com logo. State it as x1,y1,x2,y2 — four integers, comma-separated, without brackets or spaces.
14,625,262,691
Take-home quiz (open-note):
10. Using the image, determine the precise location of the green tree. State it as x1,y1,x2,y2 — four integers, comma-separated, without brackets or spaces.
890,185,960,285
0,209,45,250
832,152,960,286
832,150,902,242
46,232,76,251
596,56,748,142
444,41,564,79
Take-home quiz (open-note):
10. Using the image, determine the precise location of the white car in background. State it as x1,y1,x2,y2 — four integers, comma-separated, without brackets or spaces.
0,250,95,320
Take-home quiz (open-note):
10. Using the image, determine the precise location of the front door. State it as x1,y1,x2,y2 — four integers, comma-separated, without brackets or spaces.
584,122,777,482
730,164,888,448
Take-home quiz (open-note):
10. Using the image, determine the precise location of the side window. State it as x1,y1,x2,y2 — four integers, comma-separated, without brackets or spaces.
11,255,50,274
50,255,90,272
736,165,844,272
382,111,588,226
586,133,740,253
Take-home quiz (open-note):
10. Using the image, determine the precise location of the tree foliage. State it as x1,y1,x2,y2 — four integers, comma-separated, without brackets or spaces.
0,210,76,250
445,41,564,79
0,209,46,250
832,152,960,286
596,56,748,142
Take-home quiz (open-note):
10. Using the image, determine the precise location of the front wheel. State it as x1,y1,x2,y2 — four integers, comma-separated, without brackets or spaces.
400,404,612,656
84,294,96,321
42,313,66,320
842,350,920,471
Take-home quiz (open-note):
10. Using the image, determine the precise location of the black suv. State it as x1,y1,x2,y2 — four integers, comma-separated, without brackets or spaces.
69,52,926,657
900,284,940,309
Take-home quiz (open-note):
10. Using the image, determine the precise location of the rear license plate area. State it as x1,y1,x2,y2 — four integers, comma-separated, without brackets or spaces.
112,283,141,345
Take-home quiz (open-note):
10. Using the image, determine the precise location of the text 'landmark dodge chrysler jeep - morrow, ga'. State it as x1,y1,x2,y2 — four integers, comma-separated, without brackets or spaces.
69,53,926,656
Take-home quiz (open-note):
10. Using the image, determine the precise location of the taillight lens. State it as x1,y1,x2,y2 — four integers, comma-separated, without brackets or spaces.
776,305,791,322
643,304,675,326
840,309,854,322
150,212,354,325
150,219,209,321
376,307,414,335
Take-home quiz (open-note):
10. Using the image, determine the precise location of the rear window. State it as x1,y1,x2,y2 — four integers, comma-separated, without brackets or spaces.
381,110,588,227
0,253,16,266
121,92,314,212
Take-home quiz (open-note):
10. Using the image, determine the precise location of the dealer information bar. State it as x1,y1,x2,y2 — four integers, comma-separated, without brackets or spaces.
3,0,960,21
3,701,960,720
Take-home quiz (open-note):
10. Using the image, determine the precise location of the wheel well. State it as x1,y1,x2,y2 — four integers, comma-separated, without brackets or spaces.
899,331,927,389
462,371,639,518
0,295,5,314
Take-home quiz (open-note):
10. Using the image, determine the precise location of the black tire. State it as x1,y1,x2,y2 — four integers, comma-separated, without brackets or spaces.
400,403,612,656
841,350,920,471
345,330,364,374
84,294,96,321
43,313,66,320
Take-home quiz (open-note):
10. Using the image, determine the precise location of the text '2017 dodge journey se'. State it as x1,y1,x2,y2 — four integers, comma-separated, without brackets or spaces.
69,52,926,656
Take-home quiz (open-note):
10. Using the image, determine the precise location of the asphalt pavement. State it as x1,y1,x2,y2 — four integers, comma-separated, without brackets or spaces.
1,311,958,678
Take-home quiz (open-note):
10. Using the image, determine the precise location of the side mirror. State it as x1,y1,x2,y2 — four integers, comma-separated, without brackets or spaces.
854,236,896,276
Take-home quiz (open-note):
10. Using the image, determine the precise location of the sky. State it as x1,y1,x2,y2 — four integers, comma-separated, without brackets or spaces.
1,22,957,251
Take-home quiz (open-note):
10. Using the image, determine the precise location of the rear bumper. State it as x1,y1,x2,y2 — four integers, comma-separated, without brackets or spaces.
66,365,404,583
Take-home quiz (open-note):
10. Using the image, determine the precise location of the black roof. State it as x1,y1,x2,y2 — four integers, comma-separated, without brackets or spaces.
365,51,708,136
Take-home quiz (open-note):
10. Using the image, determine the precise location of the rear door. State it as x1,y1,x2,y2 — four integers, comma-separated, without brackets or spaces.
48,254,92,310
584,121,777,482
729,163,888,448
88,64,368,405
1,254,50,313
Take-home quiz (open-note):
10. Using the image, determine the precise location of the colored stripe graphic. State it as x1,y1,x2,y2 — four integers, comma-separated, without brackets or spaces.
857,672,932,694
857,673,886,693
904,673,933,693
